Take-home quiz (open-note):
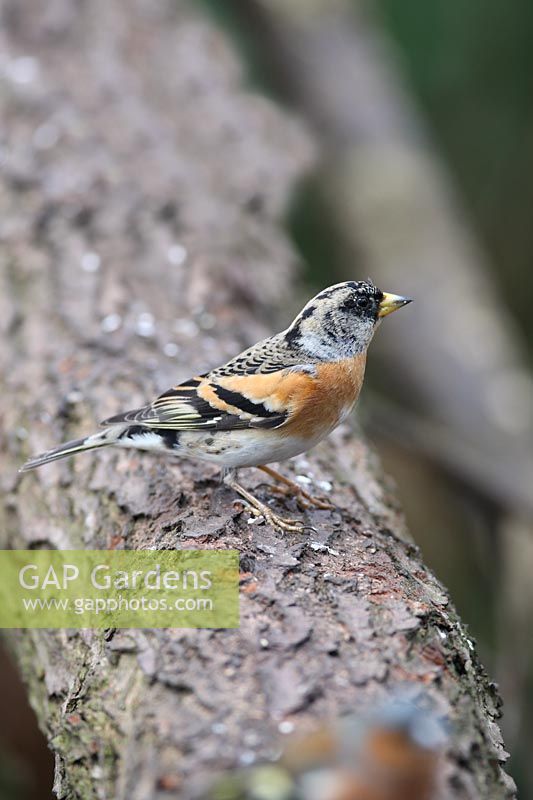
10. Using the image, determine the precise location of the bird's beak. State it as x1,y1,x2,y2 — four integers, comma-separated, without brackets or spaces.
378,292,412,318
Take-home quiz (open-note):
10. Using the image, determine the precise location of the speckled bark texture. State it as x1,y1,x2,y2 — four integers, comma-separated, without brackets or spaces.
0,1,515,799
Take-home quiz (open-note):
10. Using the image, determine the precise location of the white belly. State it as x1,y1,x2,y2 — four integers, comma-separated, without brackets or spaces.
175,429,318,469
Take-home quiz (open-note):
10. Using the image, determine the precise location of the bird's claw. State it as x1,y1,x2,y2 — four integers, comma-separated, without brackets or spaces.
236,501,306,533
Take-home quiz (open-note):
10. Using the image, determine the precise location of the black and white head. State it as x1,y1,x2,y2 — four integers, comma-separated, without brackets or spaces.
284,281,411,360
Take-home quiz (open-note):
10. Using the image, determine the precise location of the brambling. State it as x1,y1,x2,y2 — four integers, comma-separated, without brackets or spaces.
205,695,444,800
20,281,411,531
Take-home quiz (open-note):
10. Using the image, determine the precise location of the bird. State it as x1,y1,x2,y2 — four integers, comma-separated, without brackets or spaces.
202,694,445,800
19,281,411,532
281,698,445,800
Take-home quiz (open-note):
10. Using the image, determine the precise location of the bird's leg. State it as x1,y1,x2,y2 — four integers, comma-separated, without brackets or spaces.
223,469,307,533
257,465,335,511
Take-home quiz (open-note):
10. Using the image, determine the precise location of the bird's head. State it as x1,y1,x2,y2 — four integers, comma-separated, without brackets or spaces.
284,280,412,360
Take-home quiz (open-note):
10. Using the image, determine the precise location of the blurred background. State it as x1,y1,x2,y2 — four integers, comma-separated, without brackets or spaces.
1,0,532,797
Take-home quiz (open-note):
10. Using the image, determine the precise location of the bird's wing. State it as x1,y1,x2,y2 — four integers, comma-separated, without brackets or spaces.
206,333,298,379
101,366,317,432
101,334,317,432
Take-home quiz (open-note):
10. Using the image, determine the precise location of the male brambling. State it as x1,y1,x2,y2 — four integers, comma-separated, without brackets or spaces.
20,281,411,531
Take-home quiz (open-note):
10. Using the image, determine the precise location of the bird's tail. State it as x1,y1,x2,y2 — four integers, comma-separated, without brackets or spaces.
19,428,123,473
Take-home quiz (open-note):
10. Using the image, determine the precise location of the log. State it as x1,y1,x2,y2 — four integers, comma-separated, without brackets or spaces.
0,1,514,798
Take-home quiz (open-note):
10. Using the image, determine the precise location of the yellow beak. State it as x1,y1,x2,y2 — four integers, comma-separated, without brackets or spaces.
378,292,412,318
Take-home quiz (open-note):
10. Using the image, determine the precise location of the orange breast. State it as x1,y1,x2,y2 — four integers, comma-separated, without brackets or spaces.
284,356,367,438
218,355,366,439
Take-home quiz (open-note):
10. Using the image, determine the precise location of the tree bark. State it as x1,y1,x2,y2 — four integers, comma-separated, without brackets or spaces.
0,1,514,799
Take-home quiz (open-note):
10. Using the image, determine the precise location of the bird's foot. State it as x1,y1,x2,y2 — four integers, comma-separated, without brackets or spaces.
257,465,335,511
241,500,308,533
224,470,312,533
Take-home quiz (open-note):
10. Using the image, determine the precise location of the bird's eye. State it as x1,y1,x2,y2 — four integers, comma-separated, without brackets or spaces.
343,294,372,312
